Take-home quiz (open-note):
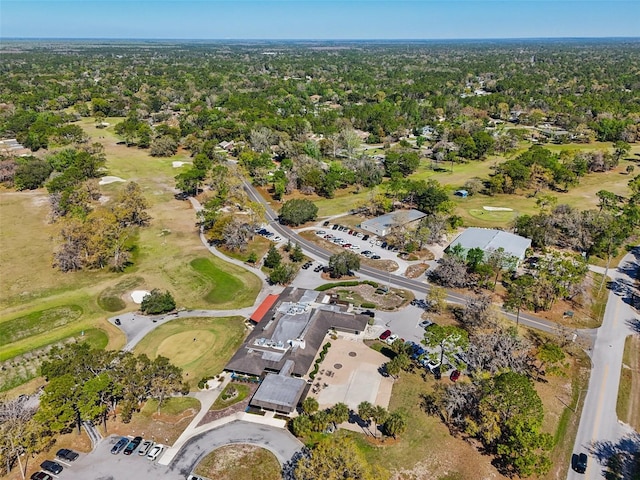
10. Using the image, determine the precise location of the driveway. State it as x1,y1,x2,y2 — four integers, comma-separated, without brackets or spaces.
167,420,303,475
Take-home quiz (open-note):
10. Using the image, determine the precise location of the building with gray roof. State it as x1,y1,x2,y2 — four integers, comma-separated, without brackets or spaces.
249,361,307,414
225,287,368,379
360,209,427,237
447,227,532,262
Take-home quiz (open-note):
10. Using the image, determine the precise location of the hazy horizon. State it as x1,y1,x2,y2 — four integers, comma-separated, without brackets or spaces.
2,1,639,40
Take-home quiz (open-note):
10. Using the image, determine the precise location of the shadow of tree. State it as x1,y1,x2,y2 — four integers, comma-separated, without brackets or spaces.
589,431,640,479
626,317,640,335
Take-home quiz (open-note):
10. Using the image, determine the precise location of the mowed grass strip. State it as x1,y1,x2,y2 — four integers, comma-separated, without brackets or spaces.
133,316,246,389
194,444,282,480
0,305,83,346
617,335,640,432
189,257,260,307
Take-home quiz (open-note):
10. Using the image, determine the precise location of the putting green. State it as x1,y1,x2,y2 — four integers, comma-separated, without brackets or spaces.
468,208,517,222
156,330,215,367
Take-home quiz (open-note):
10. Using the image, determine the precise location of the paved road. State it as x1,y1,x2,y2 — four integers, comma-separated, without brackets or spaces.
568,248,639,479
242,179,578,340
168,420,303,475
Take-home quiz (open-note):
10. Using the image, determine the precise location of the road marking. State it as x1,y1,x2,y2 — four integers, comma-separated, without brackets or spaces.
611,295,620,328
591,363,609,442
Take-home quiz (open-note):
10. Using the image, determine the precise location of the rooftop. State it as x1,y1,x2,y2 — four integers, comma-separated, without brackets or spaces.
250,367,307,413
448,227,532,261
225,287,368,378
361,209,426,234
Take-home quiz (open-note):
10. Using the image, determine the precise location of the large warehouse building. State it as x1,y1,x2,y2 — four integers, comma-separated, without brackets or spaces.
360,209,426,237
447,227,532,262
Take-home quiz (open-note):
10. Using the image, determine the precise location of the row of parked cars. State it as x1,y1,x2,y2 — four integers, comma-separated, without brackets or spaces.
316,230,383,259
255,227,282,243
405,341,462,382
111,436,164,461
31,449,80,480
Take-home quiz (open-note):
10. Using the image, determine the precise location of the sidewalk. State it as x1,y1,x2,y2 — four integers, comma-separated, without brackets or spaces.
159,374,287,466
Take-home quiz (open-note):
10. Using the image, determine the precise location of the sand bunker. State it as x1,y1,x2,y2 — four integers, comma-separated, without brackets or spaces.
99,176,126,185
130,290,150,304
172,161,191,168
483,206,513,212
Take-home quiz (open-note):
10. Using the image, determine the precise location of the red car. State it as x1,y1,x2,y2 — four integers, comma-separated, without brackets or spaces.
450,370,461,382
379,329,392,341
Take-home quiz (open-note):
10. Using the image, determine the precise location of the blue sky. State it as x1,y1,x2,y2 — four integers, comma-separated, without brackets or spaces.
1,1,638,40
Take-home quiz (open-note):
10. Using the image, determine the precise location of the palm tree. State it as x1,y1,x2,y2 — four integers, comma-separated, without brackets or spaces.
329,402,349,429
357,401,374,435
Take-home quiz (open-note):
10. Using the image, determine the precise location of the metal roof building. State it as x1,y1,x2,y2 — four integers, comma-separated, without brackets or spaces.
360,209,427,237
448,227,532,261
249,361,307,414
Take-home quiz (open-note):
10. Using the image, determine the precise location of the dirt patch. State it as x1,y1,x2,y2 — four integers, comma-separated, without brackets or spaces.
405,263,429,279
326,284,411,310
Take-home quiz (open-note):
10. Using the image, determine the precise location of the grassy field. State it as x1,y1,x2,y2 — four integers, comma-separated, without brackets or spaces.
133,316,246,388
0,117,261,380
617,335,640,432
194,444,282,480
210,383,251,410
310,141,638,228
189,257,260,307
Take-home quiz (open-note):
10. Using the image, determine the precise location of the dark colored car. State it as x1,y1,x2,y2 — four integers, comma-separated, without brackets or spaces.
40,460,63,475
323,221,330,227
114,318,121,325
362,235,369,241
362,310,375,318
332,224,338,230
124,436,143,455
30,473,53,480
450,370,461,382
432,366,442,380
371,255,381,260
573,453,588,473
111,436,129,455
379,329,392,341
56,448,79,461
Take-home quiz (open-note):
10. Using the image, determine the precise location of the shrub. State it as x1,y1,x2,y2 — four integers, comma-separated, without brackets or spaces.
361,302,377,309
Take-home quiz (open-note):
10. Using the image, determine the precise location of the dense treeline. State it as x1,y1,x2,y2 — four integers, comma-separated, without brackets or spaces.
0,343,186,477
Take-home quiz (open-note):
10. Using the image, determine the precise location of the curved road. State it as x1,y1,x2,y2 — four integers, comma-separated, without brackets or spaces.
168,421,303,475
242,179,585,340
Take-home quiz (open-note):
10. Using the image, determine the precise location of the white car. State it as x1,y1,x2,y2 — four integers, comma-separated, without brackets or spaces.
350,245,360,250
385,334,399,345
273,236,282,242
138,440,154,456
315,230,326,235
146,444,164,461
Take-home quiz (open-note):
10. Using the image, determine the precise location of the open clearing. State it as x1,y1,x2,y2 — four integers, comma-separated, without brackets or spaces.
0,117,260,378
133,316,246,388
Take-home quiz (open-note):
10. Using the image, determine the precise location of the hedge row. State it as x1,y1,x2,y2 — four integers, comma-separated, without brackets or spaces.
309,342,332,380
315,280,378,292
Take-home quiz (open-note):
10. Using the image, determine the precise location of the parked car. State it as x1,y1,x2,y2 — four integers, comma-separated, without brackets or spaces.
114,318,121,325
418,320,434,329
147,444,164,461
30,472,53,480
379,329,392,341
323,221,330,227
350,245,360,250
450,370,461,382
315,230,326,235
342,243,352,248
111,436,129,455
40,461,63,475
313,265,324,272
371,255,381,260
331,224,339,230
56,448,79,461
432,366,442,380
362,310,375,318
187,475,205,480
138,440,154,456
124,436,143,455
573,453,588,474
385,334,399,345
362,235,369,241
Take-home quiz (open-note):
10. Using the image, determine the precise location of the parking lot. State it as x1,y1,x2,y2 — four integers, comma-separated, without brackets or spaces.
56,436,184,480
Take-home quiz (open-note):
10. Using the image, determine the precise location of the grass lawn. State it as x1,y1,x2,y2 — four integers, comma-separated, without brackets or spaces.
0,117,260,376
217,235,272,264
194,444,281,480
210,383,251,410
99,396,200,445
133,316,246,389
345,370,507,480
617,335,640,432
189,257,260,307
